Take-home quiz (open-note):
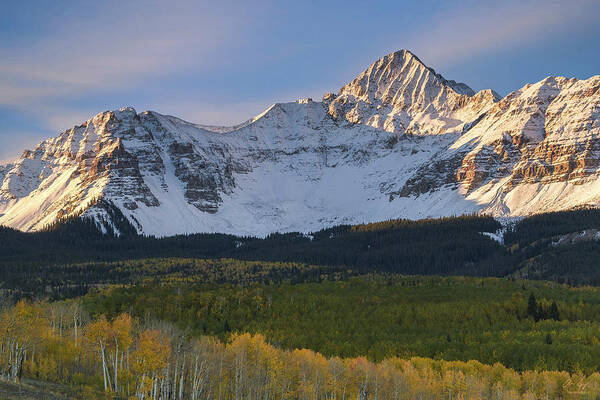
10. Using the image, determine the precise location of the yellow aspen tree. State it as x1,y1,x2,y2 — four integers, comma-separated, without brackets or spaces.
69,302,83,348
0,301,46,382
132,329,171,399
84,315,112,392
111,313,133,394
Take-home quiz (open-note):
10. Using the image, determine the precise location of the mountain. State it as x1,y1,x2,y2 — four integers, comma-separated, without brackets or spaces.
325,50,499,135
1,49,599,237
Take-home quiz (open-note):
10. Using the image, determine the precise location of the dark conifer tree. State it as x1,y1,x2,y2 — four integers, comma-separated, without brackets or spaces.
549,301,560,321
527,293,538,319
536,304,545,322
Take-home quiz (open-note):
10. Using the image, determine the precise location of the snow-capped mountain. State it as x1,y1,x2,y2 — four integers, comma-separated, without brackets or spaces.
1,49,599,237
325,50,499,135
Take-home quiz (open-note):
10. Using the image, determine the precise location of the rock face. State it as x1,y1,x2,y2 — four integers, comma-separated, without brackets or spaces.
451,75,600,215
325,50,499,135
1,49,599,236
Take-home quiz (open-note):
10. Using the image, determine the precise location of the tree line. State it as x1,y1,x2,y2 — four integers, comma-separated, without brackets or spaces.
6,208,600,287
3,300,600,399
6,208,600,299
0,258,354,300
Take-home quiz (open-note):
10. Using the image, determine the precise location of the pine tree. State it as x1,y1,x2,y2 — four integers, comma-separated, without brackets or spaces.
536,304,545,322
527,293,538,319
549,301,560,321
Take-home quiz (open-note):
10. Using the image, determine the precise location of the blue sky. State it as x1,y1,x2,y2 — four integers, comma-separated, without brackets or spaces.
1,0,600,161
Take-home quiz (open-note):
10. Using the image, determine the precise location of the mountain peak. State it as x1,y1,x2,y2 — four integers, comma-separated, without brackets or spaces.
342,49,475,99
379,49,424,69
325,49,494,134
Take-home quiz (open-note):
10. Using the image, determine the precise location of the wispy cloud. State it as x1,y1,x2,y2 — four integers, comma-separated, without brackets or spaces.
0,2,247,115
0,1,253,157
404,0,598,69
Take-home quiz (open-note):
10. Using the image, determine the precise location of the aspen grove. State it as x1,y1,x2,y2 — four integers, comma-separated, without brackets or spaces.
1,301,600,399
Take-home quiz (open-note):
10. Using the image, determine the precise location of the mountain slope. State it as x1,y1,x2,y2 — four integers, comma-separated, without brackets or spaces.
1,49,599,236
454,75,600,215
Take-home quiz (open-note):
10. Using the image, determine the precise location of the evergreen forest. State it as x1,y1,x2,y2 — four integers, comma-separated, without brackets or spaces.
3,210,600,398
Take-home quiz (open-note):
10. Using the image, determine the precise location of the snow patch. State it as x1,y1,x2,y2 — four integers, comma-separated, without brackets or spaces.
480,231,503,245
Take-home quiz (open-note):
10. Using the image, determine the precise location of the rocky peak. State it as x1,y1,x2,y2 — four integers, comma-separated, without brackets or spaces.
325,49,498,135
338,49,475,102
